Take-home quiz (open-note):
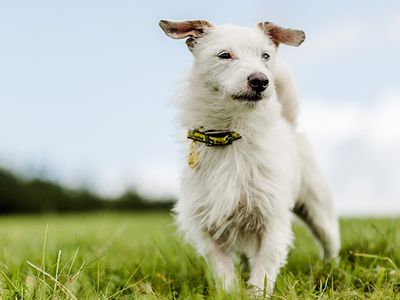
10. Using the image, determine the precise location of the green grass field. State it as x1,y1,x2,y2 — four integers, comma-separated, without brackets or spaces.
0,212,399,299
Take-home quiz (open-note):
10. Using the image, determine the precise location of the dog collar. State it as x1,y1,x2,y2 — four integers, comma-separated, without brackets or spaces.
187,128,242,146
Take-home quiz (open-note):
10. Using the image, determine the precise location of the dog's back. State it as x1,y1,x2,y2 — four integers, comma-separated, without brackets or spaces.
274,57,300,126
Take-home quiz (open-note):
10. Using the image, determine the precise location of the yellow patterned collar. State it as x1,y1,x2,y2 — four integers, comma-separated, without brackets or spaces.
187,128,242,147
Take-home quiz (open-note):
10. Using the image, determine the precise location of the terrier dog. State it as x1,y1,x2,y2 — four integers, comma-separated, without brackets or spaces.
159,19,340,295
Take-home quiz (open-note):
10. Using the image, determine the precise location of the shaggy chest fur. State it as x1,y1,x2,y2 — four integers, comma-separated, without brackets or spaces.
207,196,265,249
180,120,297,250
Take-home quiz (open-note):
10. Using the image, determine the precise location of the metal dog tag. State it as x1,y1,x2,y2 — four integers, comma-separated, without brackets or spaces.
188,141,200,169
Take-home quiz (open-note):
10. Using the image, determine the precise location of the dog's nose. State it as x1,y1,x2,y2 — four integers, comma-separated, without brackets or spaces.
247,73,269,93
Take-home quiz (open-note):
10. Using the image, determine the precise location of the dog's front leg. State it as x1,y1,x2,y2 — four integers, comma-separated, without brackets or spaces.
205,240,237,291
247,215,292,296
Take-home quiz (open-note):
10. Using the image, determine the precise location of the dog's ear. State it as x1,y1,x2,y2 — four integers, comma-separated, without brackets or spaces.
258,22,305,47
159,19,213,50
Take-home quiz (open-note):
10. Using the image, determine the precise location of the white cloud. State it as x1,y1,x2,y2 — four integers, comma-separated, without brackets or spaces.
369,91,400,146
299,90,400,215
132,162,180,200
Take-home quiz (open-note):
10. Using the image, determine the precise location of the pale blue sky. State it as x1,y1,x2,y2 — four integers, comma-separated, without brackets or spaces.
1,1,400,214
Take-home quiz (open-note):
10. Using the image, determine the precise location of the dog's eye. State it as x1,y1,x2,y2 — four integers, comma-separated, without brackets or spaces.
261,52,270,60
217,51,232,59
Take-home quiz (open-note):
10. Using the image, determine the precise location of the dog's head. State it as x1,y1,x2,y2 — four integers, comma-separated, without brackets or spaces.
159,20,305,105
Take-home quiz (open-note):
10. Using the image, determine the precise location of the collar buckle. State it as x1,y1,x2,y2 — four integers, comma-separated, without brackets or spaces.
205,130,233,146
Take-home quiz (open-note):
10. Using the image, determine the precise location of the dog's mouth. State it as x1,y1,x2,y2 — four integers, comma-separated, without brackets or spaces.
231,92,264,103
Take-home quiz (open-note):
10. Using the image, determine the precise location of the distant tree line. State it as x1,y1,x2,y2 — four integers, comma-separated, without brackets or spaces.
0,168,174,214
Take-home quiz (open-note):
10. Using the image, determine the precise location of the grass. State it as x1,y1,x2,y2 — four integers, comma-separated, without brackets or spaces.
0,212,399,299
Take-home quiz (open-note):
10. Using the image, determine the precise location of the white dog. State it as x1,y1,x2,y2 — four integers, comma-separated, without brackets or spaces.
159,19,340,295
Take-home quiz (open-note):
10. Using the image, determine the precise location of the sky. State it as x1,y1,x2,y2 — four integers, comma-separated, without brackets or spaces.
1,1,400,215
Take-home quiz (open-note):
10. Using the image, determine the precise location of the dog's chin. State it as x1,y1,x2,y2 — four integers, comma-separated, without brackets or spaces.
231,92,264,105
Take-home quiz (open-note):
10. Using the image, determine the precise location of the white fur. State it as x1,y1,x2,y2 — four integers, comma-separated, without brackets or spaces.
167,23,340,295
